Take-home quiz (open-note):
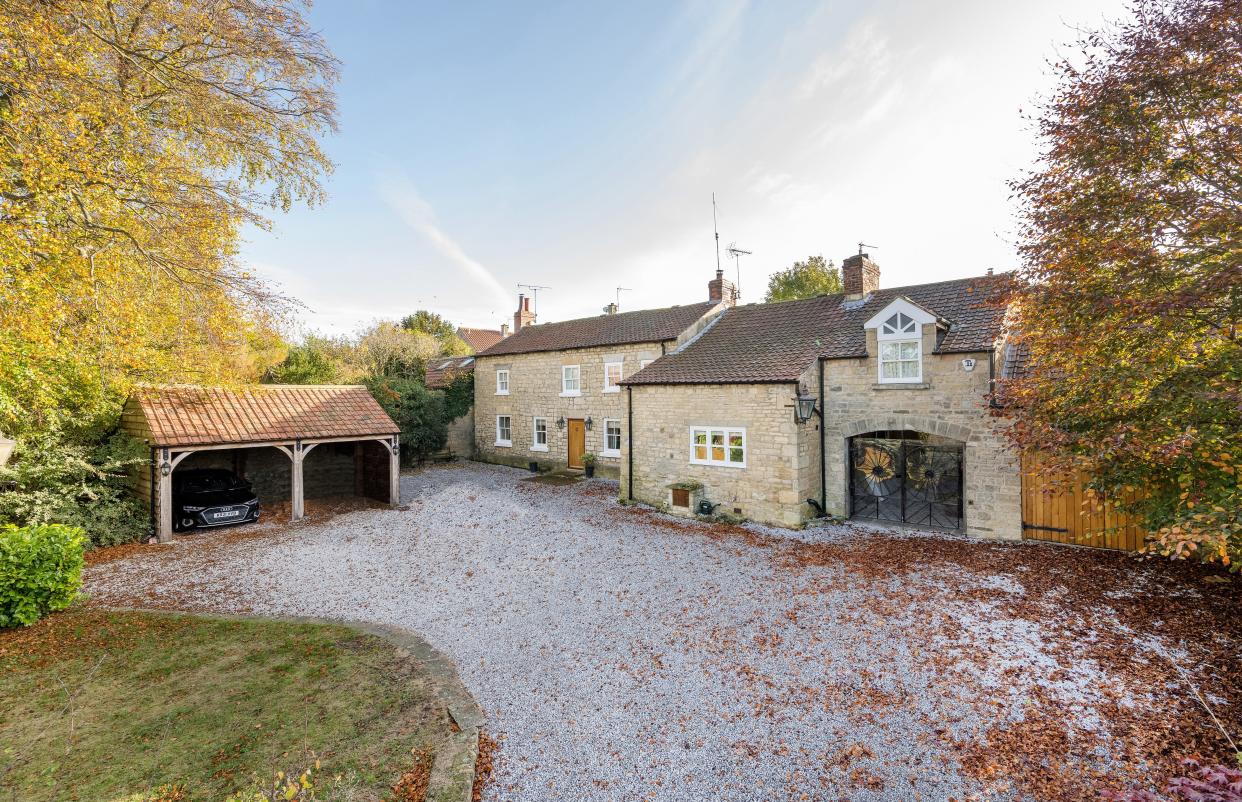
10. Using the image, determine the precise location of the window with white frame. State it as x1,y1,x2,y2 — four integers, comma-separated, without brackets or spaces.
495,369,510,395
689,426,746,467
532,417,548,451
602,419,621,456
495,415,512,446
603,361,622,392
877,312,922,383
561,364,581,396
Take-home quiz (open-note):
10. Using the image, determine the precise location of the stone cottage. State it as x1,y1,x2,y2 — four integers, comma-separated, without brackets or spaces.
621,254,1022,539
472,274,736,475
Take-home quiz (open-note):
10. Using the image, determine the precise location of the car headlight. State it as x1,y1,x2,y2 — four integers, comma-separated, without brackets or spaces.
182,505,205,512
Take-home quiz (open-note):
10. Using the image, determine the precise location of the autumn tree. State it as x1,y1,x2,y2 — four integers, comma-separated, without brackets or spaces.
1001,0,1240,566
262,334,354,385
764,256,843,302
401,310,471,355
0,0,339,432
352,322,439,381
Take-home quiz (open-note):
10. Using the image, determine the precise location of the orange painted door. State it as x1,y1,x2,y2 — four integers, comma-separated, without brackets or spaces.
567,419,586,469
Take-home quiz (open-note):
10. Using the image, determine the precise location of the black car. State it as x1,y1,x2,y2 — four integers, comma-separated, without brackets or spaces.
173,468,260,531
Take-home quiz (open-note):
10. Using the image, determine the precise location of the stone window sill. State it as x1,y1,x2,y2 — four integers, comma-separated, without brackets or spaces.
531,444,548,452
871,382,930,391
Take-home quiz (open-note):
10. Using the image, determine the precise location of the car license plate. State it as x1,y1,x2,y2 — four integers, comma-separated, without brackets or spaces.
212,509,241,520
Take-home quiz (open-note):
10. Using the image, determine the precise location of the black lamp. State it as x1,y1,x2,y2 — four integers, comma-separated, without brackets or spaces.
585,417,593,431
795,393,821,423
556,417,565,430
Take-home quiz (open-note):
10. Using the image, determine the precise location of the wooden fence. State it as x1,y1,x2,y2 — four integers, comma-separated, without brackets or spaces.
1020,452,1149,552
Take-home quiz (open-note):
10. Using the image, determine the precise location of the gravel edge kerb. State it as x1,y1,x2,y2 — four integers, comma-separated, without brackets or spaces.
97,608,484,802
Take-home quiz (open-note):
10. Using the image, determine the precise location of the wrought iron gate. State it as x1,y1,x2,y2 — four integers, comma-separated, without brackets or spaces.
849,434,963,530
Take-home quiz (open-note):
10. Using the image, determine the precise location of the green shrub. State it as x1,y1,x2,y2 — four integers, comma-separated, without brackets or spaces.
365,377,448,465
0,523,87,627
0,421,148,546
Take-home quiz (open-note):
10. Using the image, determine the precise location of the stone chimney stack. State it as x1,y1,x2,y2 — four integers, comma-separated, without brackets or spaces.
708,268,738,306
513,294,536,333
500,323,510,337
602,302,619,315
842,253,881,299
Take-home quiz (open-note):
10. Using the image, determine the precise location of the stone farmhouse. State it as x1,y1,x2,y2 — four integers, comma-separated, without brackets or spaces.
472,254,1021,540
472,273,737,476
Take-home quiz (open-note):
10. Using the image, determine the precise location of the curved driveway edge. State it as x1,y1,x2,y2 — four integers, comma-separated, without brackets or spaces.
337,618,484,802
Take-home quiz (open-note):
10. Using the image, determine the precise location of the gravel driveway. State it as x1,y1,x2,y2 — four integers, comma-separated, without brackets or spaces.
86,462,1241,802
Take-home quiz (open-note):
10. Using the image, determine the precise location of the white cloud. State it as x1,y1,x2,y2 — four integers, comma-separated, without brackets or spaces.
377,172,512,313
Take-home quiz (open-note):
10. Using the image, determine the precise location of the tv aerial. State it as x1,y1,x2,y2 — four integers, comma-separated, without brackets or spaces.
726,242,751,299
517,283,550,314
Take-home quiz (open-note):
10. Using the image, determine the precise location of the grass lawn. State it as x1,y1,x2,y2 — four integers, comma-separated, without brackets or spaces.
0,609,455,802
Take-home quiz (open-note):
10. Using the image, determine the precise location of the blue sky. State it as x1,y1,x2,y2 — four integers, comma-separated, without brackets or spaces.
245,0,1130,337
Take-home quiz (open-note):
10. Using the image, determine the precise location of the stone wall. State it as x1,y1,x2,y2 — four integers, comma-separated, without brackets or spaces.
473,341,670,476
445,410,474,459
177,443,359,502
820,322,1022,540
624,382,807,527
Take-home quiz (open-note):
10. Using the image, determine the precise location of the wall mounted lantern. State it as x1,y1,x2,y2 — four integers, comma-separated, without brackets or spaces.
556,416,566,430
160,460,172,477
585,417,594,431
794,393,822,424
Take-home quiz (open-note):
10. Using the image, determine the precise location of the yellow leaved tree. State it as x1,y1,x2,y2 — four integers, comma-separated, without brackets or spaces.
0,0,338,432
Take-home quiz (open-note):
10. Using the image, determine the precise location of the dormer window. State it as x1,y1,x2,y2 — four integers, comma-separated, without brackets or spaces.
865,299,938,385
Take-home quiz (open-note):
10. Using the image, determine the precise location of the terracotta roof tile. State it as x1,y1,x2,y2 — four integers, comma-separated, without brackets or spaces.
626,274,1013,385
457,327,504,353
130,385,399,447
478,302,720,358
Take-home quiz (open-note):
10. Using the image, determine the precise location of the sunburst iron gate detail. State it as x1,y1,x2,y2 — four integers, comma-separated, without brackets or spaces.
849,434,963,530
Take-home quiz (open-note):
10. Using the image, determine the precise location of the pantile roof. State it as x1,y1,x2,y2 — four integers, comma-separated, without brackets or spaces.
477,301,720,358
625,273,1013,385
457,327,504,353
425,356,475,389
127,385,399,448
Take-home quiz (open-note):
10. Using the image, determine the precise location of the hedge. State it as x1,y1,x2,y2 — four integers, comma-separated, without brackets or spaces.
0,523,87,627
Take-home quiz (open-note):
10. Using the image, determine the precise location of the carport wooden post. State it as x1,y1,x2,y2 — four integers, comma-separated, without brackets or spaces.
389,436,400,506
156,448,193,543
292,439,305,521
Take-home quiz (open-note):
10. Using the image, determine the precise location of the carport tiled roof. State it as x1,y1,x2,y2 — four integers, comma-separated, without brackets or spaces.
129,385,399,448
477,302,720,357
625,273,1013,385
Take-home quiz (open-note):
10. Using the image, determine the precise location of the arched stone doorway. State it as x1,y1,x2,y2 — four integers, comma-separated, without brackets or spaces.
848,429,964,530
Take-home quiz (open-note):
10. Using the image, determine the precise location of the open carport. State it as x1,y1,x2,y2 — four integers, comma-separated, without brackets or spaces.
121,385,401,542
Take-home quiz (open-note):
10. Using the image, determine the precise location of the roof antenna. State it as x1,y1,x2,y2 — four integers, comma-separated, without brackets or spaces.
615,287,631,309
712,193,722,274
726,243,751,301
858,242,878,256
517,283,550,315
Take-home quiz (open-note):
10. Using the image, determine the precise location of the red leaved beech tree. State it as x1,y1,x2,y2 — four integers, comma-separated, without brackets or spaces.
999,0,1241,566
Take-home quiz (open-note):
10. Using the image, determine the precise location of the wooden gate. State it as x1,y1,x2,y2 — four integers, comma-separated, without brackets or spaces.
1021,452,1147,551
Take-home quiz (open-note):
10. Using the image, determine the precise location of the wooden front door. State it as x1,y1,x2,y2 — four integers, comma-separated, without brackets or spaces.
567,419,586,469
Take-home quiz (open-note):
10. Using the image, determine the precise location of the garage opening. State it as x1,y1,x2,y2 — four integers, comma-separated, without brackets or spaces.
122,385,401,542
849,430,963,530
